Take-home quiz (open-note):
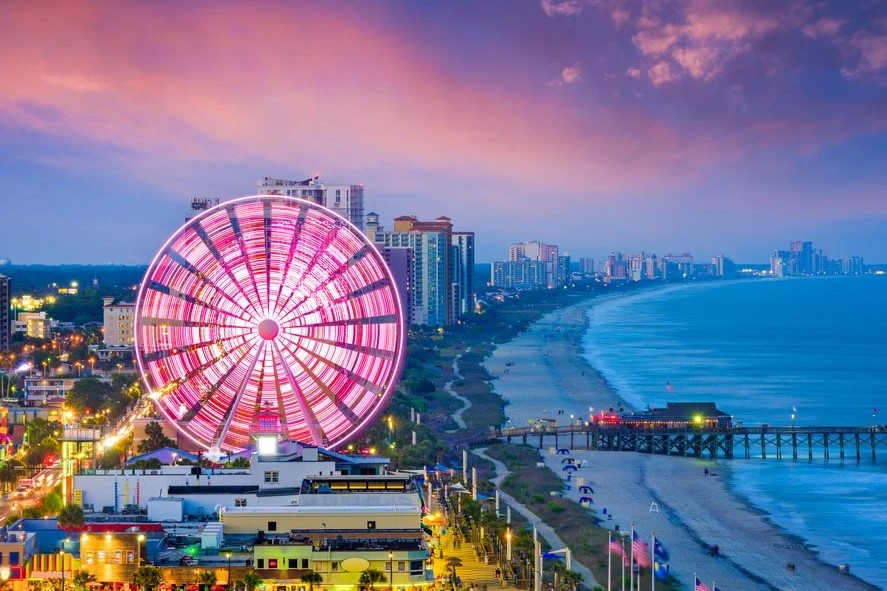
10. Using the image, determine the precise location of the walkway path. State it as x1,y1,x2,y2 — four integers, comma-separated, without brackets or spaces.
432,527,518,591
445,347,472,429
472,448,599,588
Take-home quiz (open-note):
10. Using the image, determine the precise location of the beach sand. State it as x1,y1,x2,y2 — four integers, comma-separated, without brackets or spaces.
484,299,877,591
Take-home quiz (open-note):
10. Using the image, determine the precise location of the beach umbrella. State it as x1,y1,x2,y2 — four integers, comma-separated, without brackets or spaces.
556,448,570,455
562,464,578,471
211,585,228,591
579,486,594,494
560,458,575,464
579,496,593,504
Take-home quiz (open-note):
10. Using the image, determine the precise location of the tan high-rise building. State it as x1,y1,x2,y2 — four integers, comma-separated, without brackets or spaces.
103,297,135,347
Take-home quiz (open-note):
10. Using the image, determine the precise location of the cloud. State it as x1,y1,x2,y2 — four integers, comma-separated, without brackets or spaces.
561,64,582,83
540,0,583,18
648,61,680,86
840,31,887,80
626,67,641,79
801,17,848,39
671,46,723,80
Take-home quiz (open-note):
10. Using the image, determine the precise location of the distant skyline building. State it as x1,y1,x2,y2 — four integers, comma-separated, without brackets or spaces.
102,296,135,347
506,240,560,288
769,240,859,276
451,232,476,316
491,260,548,289
0,274,9,352
257,175,366,231
185,197,220,222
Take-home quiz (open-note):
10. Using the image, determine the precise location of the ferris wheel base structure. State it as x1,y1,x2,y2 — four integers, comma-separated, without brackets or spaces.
134,195,406,455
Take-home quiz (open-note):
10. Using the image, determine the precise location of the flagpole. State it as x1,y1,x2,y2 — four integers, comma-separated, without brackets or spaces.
629,524,634,591
607,531,612,591
621,538,625,591
650,531,655,591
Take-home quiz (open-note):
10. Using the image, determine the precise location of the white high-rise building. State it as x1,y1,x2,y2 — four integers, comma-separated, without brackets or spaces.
451,232,476,317
257,175,366,230
0,274,10,352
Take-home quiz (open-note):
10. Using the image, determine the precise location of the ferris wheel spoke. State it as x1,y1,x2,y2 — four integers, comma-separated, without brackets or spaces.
141,331,250,364
284,344,361,427
287,334,397,362
279,332,387,397
179,340,257,422
164,248,260,323
145,280,253,325
270,202,308,317
225,205,268,317
266,353,292,441
271,340,324,446
152,335,255,402
278,276,392,327
193,222,264,321
271,223,343,323
212,340,266,447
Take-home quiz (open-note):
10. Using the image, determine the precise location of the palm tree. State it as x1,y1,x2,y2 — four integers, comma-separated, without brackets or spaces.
300,570,323,591
240,571,263,591
71,572,97,591
358,568,387,590
133,565,163,591
561,570,583,591
56,504,85,529
198,570,217,591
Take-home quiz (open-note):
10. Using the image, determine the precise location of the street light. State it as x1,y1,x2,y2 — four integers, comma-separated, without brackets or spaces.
388,550,394,591
59,548,66,591
227,552,232,585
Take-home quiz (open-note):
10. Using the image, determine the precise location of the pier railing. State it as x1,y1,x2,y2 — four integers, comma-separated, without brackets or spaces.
482,424,887,460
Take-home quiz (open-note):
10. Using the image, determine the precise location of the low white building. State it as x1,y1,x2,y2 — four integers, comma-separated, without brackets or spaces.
74,443,387,518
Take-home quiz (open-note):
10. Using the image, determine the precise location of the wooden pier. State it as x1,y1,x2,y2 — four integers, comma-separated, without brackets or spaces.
487,424,887,460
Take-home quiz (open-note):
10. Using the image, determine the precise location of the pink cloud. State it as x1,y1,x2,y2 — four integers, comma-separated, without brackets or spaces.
672,46,724,80
648,61,680,86
0,1,721,203
540,0,583,18
840,30,887,79
626,66,641,79
562,64,582,83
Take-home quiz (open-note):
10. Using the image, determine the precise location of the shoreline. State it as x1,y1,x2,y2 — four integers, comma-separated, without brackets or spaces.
483,294,879,591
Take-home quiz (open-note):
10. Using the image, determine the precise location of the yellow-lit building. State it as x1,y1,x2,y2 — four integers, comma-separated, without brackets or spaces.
102,297,135,347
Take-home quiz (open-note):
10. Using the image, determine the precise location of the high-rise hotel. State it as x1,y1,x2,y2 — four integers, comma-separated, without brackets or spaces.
0,274,10,352
257,175,366,231
366,214,475,327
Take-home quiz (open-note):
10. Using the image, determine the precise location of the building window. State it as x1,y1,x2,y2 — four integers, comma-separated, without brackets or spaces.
331,561,339,572
264,471,279,483
257,558,265,569
367,520,376,529
289,558,298,569
398,561,406,572
302,558,309,569
9,552,18,566
268,521,277,532
269,559,278,569
235,498,247,507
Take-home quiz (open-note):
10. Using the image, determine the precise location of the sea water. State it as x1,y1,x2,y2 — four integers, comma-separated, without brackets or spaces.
583,276,887,589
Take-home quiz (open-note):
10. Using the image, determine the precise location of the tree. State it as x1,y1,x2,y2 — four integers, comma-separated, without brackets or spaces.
358,569,387,589
57,503,85,529
133,565,163,591
138,421,175,454
198,570,217,591
72,571,97,591
300,570,323,591
240,571,263,591
66,377,113,414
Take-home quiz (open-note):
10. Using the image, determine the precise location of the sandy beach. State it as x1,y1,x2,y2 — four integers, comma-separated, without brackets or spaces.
483,299,877,591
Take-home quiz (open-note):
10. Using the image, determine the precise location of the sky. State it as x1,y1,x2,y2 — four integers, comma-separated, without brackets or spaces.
0,0,885,264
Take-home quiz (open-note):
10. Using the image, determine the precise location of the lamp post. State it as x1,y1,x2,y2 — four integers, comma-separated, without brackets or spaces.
59,548,66,591
227,552,232,585
388,550,394,591
506,528,512,561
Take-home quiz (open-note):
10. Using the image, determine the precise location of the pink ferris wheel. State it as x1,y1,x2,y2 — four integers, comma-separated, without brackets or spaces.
134,195,405,454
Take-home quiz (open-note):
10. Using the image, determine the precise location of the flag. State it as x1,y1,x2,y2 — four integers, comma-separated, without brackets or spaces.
632,531,650,567
792,406,797,413
666,382,674,393
652,535,669,562
695,578,710,591
609,538,624,556
653,560,669,580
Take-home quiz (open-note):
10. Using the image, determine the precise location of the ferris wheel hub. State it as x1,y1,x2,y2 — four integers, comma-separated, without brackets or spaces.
257,318,280,340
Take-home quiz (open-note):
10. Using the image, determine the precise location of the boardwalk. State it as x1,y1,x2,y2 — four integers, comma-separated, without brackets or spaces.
484,424,887,460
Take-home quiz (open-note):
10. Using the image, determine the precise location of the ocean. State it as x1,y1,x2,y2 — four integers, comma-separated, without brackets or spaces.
583,276,887,589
